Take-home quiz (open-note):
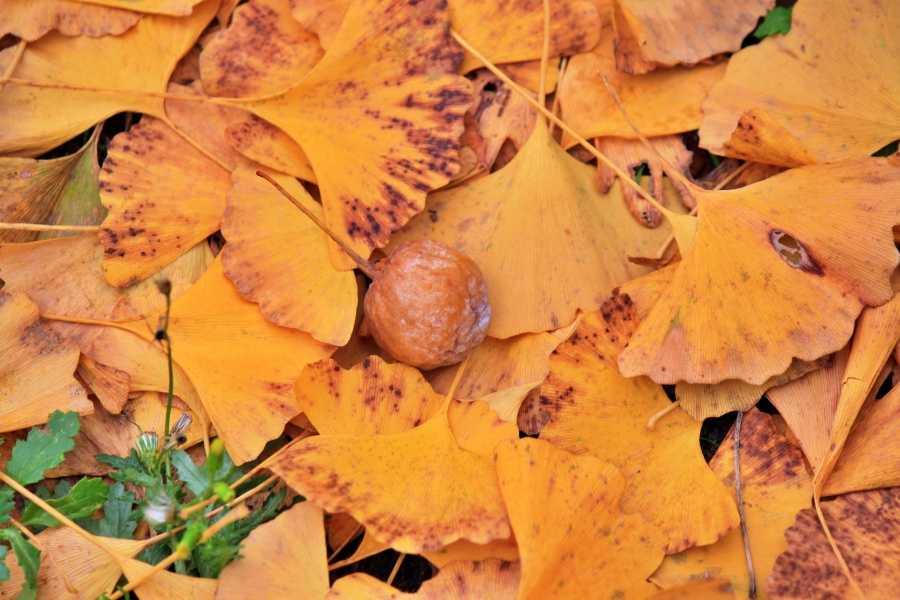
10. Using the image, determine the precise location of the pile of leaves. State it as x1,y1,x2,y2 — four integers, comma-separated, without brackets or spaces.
1,0,899,597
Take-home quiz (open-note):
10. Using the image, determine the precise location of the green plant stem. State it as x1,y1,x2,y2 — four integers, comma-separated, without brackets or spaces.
161,291,174,482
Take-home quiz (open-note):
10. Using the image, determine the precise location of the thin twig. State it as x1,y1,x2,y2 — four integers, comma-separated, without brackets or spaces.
0,223,101,232
0,39,26,95
387,553,406,586
646,401,679,431
734,411,756,598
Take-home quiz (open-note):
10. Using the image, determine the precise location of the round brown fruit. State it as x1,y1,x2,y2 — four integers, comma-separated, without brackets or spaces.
364,239,491,370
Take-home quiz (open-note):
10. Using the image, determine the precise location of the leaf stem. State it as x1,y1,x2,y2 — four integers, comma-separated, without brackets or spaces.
734,411,756,598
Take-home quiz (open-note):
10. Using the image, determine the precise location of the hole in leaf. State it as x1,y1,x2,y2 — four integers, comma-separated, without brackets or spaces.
770,229,823,275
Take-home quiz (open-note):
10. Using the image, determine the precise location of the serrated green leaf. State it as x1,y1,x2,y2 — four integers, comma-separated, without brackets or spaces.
6,411,80,485
0,486,14,525
170,450,210,496
98,482,138,539
754,6,792,39
20,477,109,528
0,529,40,600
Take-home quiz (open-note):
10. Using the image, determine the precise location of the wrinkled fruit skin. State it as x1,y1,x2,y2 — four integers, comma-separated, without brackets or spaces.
365,239,491,370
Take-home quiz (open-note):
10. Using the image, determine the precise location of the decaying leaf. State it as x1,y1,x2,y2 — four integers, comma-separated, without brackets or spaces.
0,291,90,432
767,488,900,599
700,0,900,164
495,438,667,598
618,158,900,385
611,0,772,73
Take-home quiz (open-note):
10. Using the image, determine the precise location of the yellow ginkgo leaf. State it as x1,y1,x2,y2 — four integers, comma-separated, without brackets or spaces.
611,0,771,73
0,526,148,600
540,295,738,553
651,409,811,599
223,115,317,183
0,0,140,41
99,117,229,287
296,356,445,436
108,256,335,463
222,166,357,345
618,158,900,385
421,535,519,568
391,122,675,339
495,437,667,599
0,0,218,156
558,26,727,146
700,0,900,164
217,501,329,599
122,558,217,599
234,0,472,267
268,400,513,553
68,0,207,16
0,291,90,432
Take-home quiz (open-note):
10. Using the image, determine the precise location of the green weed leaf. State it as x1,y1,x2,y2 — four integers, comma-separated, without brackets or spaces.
0,545,9,583
6,411,80,485
20,477,109,528
0,486,14,525
97,482,138,539
170,450,209,496
0,529,40,600
754,6,792,39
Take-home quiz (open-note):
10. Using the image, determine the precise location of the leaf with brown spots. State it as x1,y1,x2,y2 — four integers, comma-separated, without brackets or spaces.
651,409,812,599
295,356,445,435
540,296,739,553
233,0,472,268
222,166,357,345
99,117,229,287
557,25,727,147
618,158,900,385
495,437,667,599
767,488,900,600
268,398,512,553
0,0,219,156
217,501,329,599
0,291,90,432
700,0,900,165
389,121,676,339
611,0,772,73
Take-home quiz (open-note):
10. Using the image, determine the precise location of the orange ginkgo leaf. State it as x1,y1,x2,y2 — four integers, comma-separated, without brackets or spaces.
814,294,900,495
767,488,900,600
0,526,150,600
233,0,471,267
539,295,738,553
223,115,318,183
700,0,900,165
425,329,568,422
100,256,335,463
611,0,771,73
121,558,217,599
421,535,520,569
0,291,90,432
495,437,667,598
99,117,229,287
217,501,329,599
651,409,812,599
222,166,357,345
0,128,102,244
557,26,728,147
296,356,445,435
329,559,520,599
649,580,736,600
66,0,208,16
0,0,218,156
77,354,131,414
0,0,141,41
390,121,676,339
618,158,900,385
767,349,848,473
269,396,513,553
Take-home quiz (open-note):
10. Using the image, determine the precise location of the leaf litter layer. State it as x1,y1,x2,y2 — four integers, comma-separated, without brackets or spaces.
1,0,900,597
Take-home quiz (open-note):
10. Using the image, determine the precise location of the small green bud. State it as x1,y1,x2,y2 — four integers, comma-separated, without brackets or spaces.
213,481,236,503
